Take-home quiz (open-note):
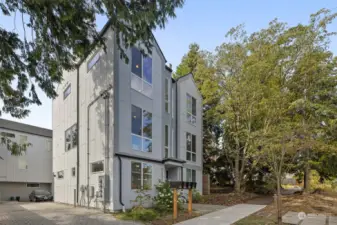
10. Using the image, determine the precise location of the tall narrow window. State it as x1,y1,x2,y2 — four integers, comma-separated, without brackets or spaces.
131,105,152,152
165,78,169,113
131,162,152,189
186,132,196,162
87,51,100,72
164,125,169,158
186,94,196,125
65,124,77,151
186,169,196,182
63,84,71,99
131,47,153,98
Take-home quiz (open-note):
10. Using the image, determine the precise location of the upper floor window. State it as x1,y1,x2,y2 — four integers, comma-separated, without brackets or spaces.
131,47,153,98
186,169,196,182
131,105,152,152
91,161,104,173
57,170,64,179
186,132,196,162
164,125,169,158
186,94,196,125
63,84,71,99
165,78,169,113
65,124,77,151
131,161,152,189
87,51,100,72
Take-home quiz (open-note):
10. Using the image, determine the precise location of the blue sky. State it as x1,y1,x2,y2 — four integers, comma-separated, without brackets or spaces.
2,0,337,129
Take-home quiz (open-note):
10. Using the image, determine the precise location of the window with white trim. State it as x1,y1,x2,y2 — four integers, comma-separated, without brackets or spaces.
57,171,64,179
63,84,71,99
91,161,104,173
186,94,196,125
131,105,152,152
186,132,196,162
165,78,169,113
186,169,196,182
131,47,153,98
65,124,77,151
87,51,100,71
131,162,152,189
164,125,169,158
27,183,40,188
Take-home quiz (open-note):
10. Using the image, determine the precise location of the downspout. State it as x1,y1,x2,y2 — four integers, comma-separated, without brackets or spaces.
87,85,112,209
76,65,80,205
103,93,110,212
117,155,125,212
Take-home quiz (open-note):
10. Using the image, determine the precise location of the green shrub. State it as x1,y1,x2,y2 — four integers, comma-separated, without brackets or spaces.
192,189,202,202
118,207,158,222
153,181,183,213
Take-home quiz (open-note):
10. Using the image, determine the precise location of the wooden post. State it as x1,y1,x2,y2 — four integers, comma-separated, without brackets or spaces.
173,188,178,220
188,188,192,215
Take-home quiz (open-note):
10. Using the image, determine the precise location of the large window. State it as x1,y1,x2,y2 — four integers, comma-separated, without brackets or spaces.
186,94,197,125
164,125,169,158
131,105,152,152
131,47,153,98
63,84,71,99
91,161,104,173
131,162,152,189
186,132,196,162
186,169,196,182
165,78,169,113
65,124,77,151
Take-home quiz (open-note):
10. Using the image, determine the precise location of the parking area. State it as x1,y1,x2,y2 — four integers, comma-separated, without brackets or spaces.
0,202,140,225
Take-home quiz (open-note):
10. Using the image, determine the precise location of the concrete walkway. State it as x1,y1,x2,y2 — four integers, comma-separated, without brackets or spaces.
177,204,266,225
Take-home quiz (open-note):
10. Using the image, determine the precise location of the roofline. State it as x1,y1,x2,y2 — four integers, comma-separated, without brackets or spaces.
176,73,203,99
0,119,52,138
77,19,167,67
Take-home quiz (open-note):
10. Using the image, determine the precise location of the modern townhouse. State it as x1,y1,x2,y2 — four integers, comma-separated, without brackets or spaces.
52,20,202,211
0,119,53,201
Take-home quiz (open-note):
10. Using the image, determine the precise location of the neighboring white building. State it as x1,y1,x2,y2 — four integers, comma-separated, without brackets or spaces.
0,119,52,201
52,20,203,211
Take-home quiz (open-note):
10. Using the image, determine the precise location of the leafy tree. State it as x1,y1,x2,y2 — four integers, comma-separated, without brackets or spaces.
0,0,184,119
0,0,184,155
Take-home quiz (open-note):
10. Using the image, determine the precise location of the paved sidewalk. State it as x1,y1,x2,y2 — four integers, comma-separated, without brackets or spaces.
177,204,266,225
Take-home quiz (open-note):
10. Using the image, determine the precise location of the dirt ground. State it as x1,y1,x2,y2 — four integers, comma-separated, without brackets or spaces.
235,192,337,225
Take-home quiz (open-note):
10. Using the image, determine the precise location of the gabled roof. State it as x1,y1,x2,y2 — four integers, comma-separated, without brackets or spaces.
175,73,203,99
0,119,52,138
78,19,168,66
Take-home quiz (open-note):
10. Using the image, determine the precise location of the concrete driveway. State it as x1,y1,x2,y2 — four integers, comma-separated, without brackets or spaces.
0,202,139,225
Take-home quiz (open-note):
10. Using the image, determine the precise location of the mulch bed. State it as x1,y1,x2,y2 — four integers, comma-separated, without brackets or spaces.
150,211,201,225
195,192,259,206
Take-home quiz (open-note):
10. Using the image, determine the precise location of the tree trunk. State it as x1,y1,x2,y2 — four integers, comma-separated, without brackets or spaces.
304,164,311,192
276,176,282,225
234,152,241,192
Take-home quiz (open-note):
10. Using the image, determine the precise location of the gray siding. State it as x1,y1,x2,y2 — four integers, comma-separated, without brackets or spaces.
0,182,51,201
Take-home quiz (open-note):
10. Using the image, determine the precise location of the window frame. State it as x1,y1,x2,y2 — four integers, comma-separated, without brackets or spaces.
65,123,77,152
131,161,153,190
186,132,197,162
91,161,104,173
131,47,153,98
87,50,100,72
186,93,197,126
57,171,64,179
131,105,152,153
164,125,169,158
63,84,71,100
164,78,170,113
186,169,196,182
27,183,40,188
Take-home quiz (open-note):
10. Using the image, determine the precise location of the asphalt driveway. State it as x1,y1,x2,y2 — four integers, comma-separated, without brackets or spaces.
0,202,139,225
